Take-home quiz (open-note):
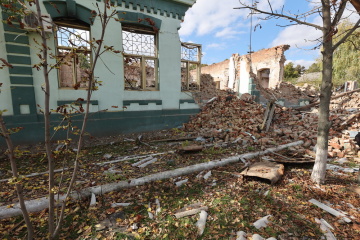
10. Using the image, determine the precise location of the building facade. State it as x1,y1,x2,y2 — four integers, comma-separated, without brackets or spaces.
0,0,201,145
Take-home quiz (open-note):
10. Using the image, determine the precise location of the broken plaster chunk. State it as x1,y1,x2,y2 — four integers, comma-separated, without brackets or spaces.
175,179,188,187
252,234,265,240
174,206,208,219
137,158,157,168
90,193,96,207
132,156,154,167
241,162,284,184
196,210,208,236
236,231,247,240
315,218,336,240
111,203,131,208
327,164,357,173
103,154,112,159
253,215,272,229
203,171,212,180
155,198,161,215
131,223,138,230
148,211,154,219
309,199,352,223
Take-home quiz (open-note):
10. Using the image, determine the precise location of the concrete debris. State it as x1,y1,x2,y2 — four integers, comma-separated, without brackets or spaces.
253,215,273,229
241,162,284,184
132,156,157,168
236,231,247,240
90,193,96,207
137,158,157,168
174,203,208,219
315,218,337,240
195,210,208,236
111,203,131,208
103,154,112,159
326,164,358,174
175,179,188,187
203,171,212,180
309,199,352,223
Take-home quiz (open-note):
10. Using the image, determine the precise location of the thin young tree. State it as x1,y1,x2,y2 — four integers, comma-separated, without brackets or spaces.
236,0,360,184
32,0,118,238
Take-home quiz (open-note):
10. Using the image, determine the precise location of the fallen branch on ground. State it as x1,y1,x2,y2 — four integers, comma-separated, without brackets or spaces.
0,140,303,219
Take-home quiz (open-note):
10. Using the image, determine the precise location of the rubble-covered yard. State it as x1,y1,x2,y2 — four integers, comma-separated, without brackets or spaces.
1,81,360,239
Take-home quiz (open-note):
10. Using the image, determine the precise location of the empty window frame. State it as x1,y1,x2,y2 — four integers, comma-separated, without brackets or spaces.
122,25,158,90
181,42,201,91
55,22,91,88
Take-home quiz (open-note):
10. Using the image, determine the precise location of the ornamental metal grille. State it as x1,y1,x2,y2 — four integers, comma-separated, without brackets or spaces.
122,25,158,90
57,26,90,49
122,30,156,57
181,43,200,62
181,43,202,91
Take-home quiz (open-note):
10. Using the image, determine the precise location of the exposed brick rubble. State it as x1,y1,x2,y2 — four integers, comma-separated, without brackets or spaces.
184,82,360,159
270,82,319,104
192,74,228,106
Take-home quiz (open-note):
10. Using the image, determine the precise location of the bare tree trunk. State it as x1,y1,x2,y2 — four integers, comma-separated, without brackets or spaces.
0,115,34,239
311,0,333,184
33,0,55,237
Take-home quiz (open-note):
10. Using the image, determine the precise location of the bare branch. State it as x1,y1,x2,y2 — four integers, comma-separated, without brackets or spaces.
267,0,274,13
331,0,348,26
333,18,360,50
234,4,323,30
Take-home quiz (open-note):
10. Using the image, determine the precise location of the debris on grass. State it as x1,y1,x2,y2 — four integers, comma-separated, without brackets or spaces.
174,203,208,219
253,215,273,229
309,199,352,223
241,162,284,184
315,218,336,240
111,202,131,207
175,178,188,187
195,210,208,235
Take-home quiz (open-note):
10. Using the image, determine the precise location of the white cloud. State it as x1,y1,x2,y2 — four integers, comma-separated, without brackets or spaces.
270,16,322,49
179,0,285,37
206,43,226,49
215,27,245,38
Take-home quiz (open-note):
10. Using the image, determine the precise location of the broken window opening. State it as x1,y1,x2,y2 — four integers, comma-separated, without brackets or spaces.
122,25,158,90
258,68,270,89
181,42,201,91
55,21,91,89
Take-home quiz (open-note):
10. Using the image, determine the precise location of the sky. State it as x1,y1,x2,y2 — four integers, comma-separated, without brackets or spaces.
179,0,358,68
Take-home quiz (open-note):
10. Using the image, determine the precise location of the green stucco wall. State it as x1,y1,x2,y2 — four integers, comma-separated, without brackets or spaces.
0,0,199,146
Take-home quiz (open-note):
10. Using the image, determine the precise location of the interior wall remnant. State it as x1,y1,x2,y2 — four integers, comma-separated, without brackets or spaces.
201,45,290,94
258,68,270,89
201,59,230,90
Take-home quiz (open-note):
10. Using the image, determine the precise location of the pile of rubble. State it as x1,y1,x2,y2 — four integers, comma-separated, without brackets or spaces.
192,74,229,106
183,86,360,158
330,91,360,110
271,82,319,104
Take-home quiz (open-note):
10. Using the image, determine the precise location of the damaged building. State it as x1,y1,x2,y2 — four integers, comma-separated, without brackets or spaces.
201,45,290,94
0,0,203,145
